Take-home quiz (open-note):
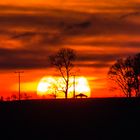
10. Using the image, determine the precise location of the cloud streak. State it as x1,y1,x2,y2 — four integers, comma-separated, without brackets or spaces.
0,4,140,70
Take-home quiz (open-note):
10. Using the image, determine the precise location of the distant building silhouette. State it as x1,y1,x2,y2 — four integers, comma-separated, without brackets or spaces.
75,93,87,98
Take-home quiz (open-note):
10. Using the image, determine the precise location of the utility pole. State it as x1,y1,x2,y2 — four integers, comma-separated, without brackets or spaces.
15,71,24,101
73,75,76,99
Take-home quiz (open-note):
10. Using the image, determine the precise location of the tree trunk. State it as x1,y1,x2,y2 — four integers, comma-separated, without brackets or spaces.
65,80,69,99
128,92,131,98
65,90,68,99
128,88,131,98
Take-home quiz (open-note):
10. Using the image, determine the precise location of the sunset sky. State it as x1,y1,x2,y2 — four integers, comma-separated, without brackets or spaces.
0,0,140,99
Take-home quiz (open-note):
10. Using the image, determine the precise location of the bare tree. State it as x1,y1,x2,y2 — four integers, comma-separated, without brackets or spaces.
127,53,140,97
49,48,76,99
108,53,140,97
108,58,134,97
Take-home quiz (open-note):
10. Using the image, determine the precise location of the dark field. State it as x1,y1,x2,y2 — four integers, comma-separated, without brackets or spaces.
0,98,140,140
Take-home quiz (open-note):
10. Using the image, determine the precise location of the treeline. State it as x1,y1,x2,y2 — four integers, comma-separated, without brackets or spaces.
0,93,32,102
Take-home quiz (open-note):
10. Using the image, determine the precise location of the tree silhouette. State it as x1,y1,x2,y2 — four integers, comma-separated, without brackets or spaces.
11,94,17,101
23,93,32,100
108,53,140,97
0,96,3,101
6,97,11,101
131,53,140,97
49,48,76,99
108,58,134,97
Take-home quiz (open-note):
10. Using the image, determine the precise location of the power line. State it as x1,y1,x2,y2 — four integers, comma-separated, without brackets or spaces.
15,71,24,101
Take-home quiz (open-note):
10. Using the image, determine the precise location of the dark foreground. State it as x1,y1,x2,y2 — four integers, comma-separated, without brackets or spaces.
0,98,140,140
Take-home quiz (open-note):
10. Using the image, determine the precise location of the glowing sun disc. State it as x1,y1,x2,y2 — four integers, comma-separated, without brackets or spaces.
37,76,91,98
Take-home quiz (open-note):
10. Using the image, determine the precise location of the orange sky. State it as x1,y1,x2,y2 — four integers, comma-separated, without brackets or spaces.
0,0,140,99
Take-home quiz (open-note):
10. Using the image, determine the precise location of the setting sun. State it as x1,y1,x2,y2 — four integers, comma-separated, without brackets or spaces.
37,76,91,98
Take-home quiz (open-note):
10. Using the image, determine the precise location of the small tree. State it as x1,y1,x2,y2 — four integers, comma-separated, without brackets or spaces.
11,94,17,101
23,93,32,100
49,48,76,99
0,96,3,101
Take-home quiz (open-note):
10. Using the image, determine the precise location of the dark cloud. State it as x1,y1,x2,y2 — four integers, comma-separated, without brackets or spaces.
0,48,52,69
76,62,111,68
69,41,140,48
0,6,140,70
77,52,136,62
120,12,140,19
11,32,37,39
0,8,140,37
0,46,135,69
